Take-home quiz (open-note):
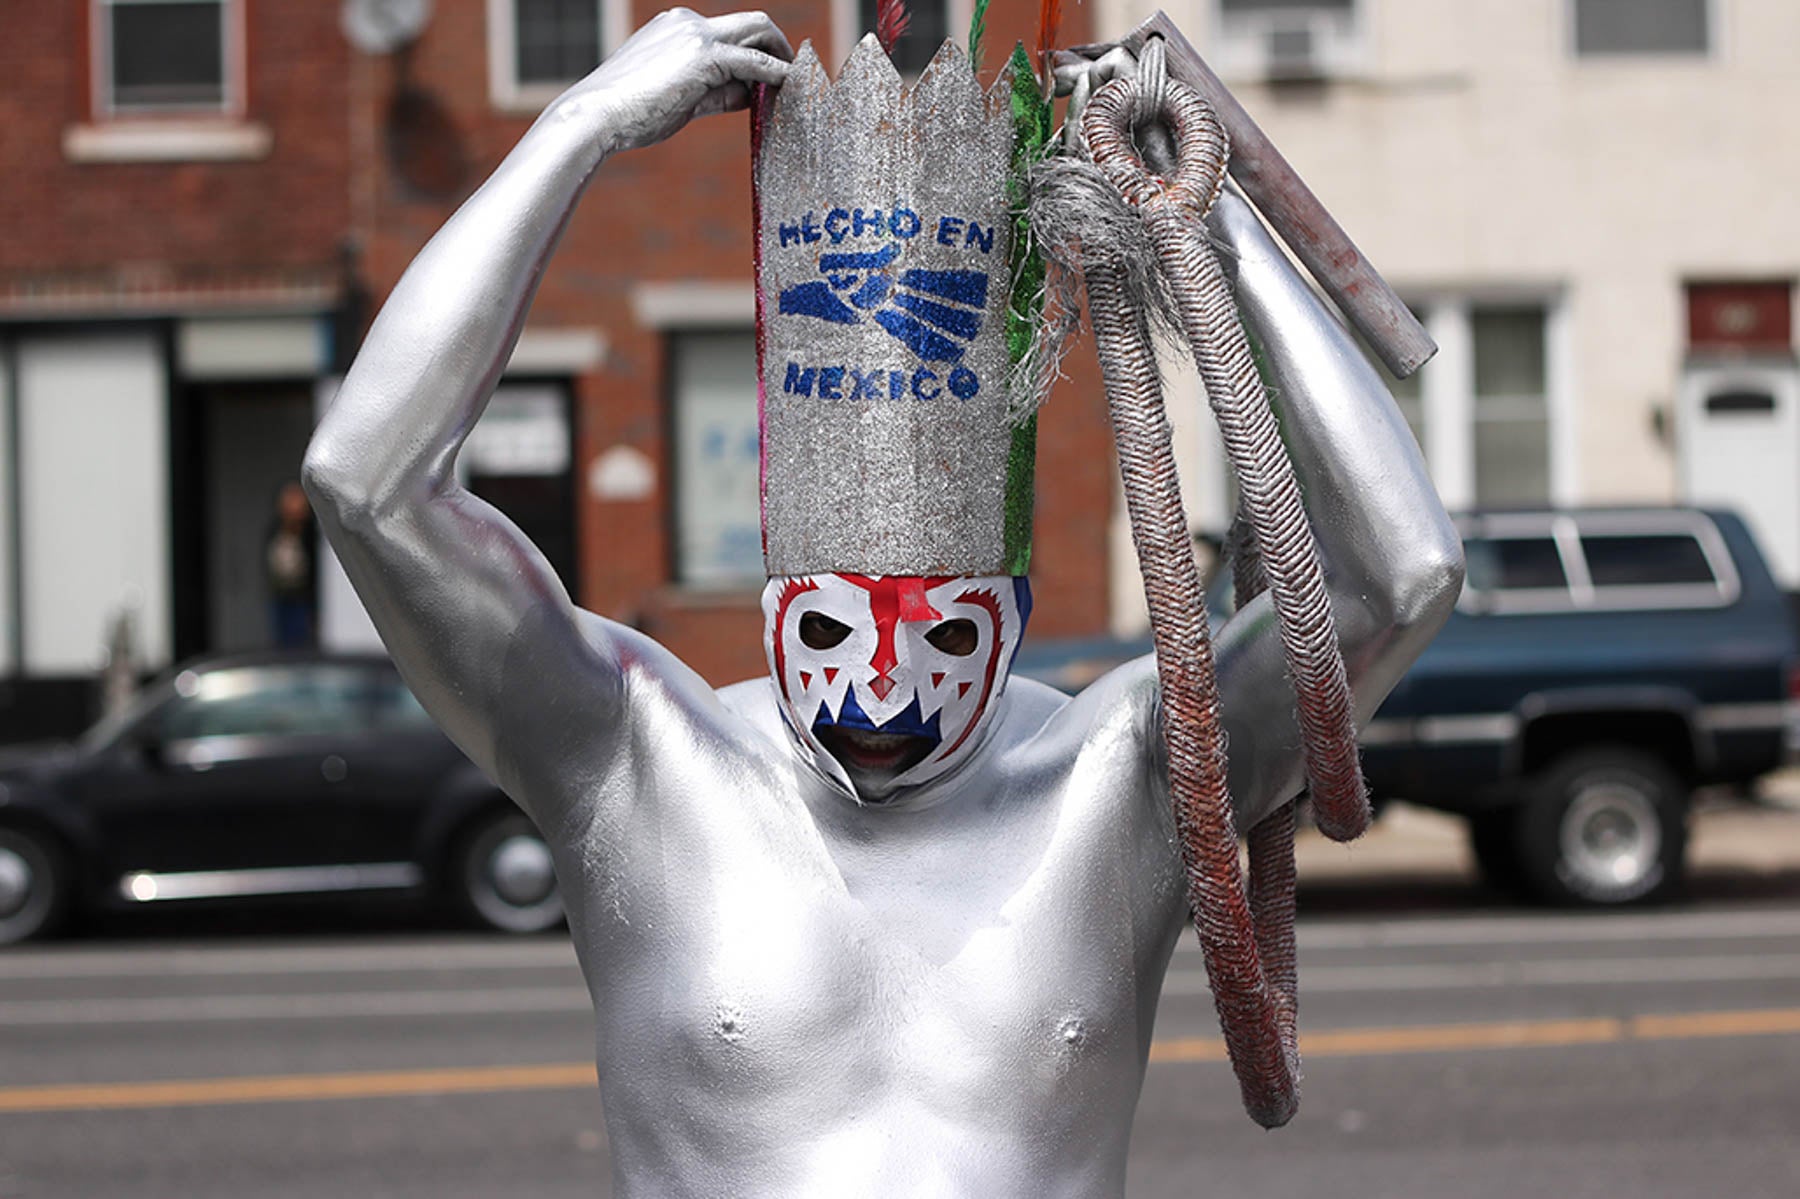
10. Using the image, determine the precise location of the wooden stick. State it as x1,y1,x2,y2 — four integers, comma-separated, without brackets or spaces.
1069,11,1435,378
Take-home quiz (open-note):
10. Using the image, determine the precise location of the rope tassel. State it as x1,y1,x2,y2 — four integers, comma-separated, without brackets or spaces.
1062,38,1371,1128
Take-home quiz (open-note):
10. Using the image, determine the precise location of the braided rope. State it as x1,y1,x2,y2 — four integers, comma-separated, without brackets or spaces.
1074,41,1370,1128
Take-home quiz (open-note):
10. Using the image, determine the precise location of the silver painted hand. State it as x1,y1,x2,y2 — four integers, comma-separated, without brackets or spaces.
576,8,793,157
303,9,793,832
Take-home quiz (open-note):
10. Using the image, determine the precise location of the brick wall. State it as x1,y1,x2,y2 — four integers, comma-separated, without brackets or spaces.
2,1,1116,689
0,3,351,289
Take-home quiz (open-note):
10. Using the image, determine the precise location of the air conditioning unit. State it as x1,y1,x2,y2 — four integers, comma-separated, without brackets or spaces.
1217,8,1355,84
1263,20,1325,82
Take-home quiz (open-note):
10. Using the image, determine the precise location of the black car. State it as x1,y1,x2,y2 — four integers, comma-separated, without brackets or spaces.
0,653,562,944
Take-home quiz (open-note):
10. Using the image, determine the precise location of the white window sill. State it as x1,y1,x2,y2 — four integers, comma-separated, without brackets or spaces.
490,83,570,116
63,120,272,164
631,283,756,329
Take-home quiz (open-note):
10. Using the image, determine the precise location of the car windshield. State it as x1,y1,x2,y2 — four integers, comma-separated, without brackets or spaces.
76,662,427,750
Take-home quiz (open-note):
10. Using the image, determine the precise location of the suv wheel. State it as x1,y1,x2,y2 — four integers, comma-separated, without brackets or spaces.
1518,748,1687,906
451,810,565,934
0,825,71,945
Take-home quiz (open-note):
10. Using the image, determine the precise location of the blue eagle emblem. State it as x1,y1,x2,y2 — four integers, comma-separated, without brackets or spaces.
779,243,989,364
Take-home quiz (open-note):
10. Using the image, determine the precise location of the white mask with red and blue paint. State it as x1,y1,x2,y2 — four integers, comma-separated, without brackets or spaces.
762,573,1031,796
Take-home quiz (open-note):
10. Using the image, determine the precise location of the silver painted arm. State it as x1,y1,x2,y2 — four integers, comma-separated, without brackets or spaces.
302,10,791,812
1206,191,1464,831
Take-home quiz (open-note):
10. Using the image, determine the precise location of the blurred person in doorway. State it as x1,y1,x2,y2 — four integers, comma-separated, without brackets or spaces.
266,479,316,648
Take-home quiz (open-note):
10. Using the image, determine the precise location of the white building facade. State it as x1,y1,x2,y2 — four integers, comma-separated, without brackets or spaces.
1098,0,1800,629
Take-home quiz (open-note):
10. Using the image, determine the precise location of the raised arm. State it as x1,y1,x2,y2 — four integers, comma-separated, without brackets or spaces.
302,10,791,810
1207,190,1464,829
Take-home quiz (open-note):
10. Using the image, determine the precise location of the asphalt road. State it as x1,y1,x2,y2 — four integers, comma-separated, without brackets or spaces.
3,893,1800,1199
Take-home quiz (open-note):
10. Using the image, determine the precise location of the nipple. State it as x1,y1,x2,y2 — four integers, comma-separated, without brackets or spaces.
716,1003,746,1045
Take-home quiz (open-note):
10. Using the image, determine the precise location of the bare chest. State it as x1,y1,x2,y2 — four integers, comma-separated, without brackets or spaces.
570,768,1186,1175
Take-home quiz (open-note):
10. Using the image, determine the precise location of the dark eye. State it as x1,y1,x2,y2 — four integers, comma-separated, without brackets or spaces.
799,612,852,650
924,619,978,657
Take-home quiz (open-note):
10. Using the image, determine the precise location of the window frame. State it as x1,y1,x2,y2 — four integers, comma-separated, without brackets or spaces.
1566,0,1718,61
666,327,765,590
90,0,245,120
487,0,629,113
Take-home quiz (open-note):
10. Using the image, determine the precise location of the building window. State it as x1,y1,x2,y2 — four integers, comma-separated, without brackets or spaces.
489,0,624,110
1571,0,1711,57
515,0,602,86
95,0,237,114
855,0,952,75
1370,300,1561,511
1471,306,1551,507
671,333,763,587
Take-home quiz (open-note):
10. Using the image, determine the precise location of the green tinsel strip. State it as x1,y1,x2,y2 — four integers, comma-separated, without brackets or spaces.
967,0,991,65
1002,41,1052,577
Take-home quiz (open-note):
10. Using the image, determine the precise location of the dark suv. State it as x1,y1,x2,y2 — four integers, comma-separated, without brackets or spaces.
1362,508,1799,905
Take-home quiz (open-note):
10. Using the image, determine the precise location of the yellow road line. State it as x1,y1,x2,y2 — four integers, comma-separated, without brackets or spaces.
3,1006,1796,1115
1630,1007,1800,1041
0,1063,595,1114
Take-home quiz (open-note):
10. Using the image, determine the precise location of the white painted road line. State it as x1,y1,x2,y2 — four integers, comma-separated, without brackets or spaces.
6,909,1800,982
9,950,1800,1026
0,987,593,1026
0,941,581,981
1165,952,1800,995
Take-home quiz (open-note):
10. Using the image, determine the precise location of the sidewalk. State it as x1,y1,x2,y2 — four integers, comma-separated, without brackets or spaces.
1292,771,1800,886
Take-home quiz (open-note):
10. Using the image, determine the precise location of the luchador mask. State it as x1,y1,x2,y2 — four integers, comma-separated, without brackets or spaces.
750,34,1050,796
763,573,1031,794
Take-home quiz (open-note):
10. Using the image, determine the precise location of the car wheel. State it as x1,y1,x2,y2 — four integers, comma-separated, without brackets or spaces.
1466,809,1528,899
1518,748,1687,906
0,825,72,945
452,810,565,934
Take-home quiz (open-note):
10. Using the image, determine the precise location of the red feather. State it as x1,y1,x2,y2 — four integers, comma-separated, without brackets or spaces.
1035,0,1064,89
876,0,910,54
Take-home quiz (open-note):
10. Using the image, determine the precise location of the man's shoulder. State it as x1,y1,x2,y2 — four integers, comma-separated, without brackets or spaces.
997,655,1160,745
714,675,787,738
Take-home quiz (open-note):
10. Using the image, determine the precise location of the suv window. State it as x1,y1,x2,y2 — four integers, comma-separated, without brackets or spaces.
1465,536,1568,594
1579,533,1716,588
159,666,372,742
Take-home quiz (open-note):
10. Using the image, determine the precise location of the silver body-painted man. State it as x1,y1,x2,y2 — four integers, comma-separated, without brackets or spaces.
303,9,1463,1195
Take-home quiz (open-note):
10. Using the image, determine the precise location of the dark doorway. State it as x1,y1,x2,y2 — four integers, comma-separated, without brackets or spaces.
463,380,579,598
196,382,319,654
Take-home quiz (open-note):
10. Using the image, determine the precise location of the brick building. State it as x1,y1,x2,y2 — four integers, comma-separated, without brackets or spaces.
0,1,1112,741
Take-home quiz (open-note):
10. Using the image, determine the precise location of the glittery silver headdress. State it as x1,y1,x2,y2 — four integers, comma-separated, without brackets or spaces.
752,34,1049,578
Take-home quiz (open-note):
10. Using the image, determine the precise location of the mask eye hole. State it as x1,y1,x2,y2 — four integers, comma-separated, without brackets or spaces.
924,619,979,657
799,612,852,650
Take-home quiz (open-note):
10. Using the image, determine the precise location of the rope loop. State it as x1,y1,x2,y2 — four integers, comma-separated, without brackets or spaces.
1080,40,1229,222
1063,42,1371,1128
